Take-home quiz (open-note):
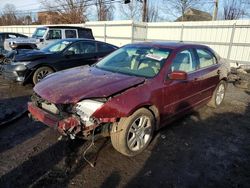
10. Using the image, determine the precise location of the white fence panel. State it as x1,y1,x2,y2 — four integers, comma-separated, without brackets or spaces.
0,20,250,67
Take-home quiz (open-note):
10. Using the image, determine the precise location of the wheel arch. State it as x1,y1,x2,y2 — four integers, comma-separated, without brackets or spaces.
220,77,228,88
33,64,57,72
27,64,56,84
127,104,161,130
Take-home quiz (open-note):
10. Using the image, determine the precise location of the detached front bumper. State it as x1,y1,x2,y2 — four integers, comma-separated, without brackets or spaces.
28,102,86,136
2,64,28,82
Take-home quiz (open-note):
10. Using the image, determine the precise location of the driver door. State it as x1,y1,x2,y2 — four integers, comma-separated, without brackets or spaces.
162,49,203,123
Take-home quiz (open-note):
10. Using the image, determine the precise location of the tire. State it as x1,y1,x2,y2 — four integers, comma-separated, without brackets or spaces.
207,80,226,108
32,66,54,84
111,108,155,156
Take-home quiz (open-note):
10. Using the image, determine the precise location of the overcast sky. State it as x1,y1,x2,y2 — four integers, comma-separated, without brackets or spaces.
0,0,40,10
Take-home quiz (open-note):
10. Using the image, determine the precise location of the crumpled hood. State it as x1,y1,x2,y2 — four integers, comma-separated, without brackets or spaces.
13,50,52,61
34,66,145,104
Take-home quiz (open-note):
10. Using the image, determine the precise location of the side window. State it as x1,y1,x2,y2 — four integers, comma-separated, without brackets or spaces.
78,29,93,39
65,30,77,38
67,41,96,55
46,30,62,40
171,50,197,73
97,43,115,52
197,49,216,68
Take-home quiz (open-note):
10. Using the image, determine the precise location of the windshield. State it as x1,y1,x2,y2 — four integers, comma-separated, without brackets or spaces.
96,45,171,78
41,40,72,53
32,28,47,38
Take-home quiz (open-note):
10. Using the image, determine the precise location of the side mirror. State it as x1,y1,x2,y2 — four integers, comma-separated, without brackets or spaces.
40,38,44,42
64,50,75,57
168,71,187,80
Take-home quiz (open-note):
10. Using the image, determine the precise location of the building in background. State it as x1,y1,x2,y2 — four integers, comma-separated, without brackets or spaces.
37,11,60,24
176,8,212,22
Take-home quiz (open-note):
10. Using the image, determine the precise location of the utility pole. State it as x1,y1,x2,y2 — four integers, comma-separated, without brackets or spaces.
212,0,219,20
142,0,147,22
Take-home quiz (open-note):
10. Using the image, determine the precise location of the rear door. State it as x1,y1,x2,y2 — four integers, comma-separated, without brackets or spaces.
194,48,220,101
162,48,203,122
60,41,98,69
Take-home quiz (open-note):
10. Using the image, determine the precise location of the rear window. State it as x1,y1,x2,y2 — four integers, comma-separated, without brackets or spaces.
97,43,116,52
78,29,94,39
197,49,216,68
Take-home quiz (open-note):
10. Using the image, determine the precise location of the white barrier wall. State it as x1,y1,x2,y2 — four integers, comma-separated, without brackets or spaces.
0,20,249,66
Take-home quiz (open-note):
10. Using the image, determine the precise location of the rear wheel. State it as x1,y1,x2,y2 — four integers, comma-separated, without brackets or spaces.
111,108,155,156
32,66,54,84
207,80,226,108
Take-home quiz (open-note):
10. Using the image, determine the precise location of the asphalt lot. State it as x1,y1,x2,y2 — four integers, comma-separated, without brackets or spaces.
0,75,249,188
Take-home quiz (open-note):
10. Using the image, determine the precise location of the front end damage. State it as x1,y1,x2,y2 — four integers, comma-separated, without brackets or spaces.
28,93,114,139
2,63,28,82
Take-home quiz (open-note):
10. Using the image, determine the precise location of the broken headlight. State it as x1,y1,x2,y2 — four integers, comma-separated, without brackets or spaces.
75,99,105,123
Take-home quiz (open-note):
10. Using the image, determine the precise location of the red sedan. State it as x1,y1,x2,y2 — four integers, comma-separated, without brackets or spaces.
28,42,229,156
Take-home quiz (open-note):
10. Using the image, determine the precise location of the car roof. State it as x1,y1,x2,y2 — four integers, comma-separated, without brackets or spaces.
55,38,118,47
37,26,91,30
129,41,209,50
58,38,95,42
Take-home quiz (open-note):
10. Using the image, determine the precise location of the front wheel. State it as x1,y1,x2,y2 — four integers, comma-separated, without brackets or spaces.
207,80,226,108
32,66,54,84
111,108,155,156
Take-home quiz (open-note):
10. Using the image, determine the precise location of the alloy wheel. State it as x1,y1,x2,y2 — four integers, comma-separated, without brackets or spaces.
37,70,52,82
216,84,225,105
127,115,152,151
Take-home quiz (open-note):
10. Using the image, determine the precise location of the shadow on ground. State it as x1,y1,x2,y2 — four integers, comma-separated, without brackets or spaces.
125,103,250,188
0,101,249,188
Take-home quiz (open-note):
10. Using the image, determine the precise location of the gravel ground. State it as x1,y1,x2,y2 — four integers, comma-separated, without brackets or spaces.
0,75,249,188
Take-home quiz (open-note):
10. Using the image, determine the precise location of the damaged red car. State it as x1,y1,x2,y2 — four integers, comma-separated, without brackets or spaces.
28,42,229,156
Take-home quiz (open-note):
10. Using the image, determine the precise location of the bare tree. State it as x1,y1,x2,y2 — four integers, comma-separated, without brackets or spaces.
40,0,88,24
24,15,33,25
0,4,18,25
119,0,142,21
147,1,162,22
119,0,162,22
0,4,34,26
223,0,250,20
94,0,114,21
163,0,205,20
